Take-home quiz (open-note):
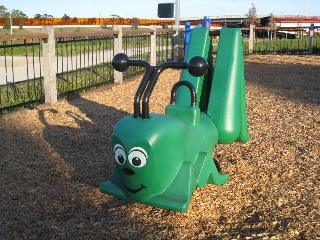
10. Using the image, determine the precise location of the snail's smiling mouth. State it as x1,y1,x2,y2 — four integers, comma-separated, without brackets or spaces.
123,182,146,193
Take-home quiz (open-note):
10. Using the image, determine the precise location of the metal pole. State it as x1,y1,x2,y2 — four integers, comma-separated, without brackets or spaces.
173,0,180,61
175,0,180,27
10,11,12,35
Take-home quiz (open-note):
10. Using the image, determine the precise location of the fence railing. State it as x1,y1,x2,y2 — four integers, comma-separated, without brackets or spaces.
0,25,319,115
54,31,116,98
240,25,319,54
256,37,319,54
0,34,46,114
0,26,180,114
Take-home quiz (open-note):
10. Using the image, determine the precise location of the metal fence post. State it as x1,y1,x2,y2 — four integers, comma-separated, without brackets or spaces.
173,26,179,61
150,25,157,66
113,25,123,84
42,26,57,104
249,24,254,54
309,23,314,54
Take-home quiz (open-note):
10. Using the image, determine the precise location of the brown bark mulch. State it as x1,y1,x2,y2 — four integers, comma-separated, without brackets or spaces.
1,54,319,239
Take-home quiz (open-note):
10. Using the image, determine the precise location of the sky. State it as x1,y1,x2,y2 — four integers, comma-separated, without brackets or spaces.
3,0,319,19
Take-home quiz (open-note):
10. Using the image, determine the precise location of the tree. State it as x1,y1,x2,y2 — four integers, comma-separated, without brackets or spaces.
34,13,53,25
162,23,168,29
19,19,24,30
132,17,139,30
11,9,27,30
245,3,261,41
34,13,42,19
1,5,27,31
34,13,54,19
0,5,27,18
62,14,70,20
267,13,277,27
295,15,302,38
11,9,27,18
110,14,121,18
267,13,277,39
42,14,54,19
62,14,70,23
3,16,11,30
245,3,261,27
0,5,9,30
0,5,8,17
101,20,108,29
110,14,121,25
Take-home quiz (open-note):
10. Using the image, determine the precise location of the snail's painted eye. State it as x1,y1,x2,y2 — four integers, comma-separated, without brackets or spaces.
128,147,148,168
113,144,126,165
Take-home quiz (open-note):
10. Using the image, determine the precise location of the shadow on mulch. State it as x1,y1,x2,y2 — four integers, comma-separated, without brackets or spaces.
245,60,320,106
38,96,128,187
2,55,319,239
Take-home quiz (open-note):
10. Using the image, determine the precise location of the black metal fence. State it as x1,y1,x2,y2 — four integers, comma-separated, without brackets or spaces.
0,28,319,115
0,38,44,114
55,35,115,98
243,37,320,54
0,29,180,115
155,30,185,64
122,32,151,79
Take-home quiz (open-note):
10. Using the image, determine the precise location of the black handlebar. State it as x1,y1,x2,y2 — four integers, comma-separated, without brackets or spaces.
112,53,208,119
112,53,208,77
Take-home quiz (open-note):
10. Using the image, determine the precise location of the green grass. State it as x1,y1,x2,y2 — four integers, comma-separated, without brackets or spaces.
241,37,320,54
211,37,319,54
0,35,155,57
55,38,114,56
0,62,114,114
0,38,114,57
123,35,151,50
57,62,114,98
0,78,44,114
0,39,42,57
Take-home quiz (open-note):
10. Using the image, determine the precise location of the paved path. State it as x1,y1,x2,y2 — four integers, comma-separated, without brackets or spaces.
0,47,162,85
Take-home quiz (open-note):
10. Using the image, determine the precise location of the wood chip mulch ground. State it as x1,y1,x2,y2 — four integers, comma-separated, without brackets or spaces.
1,54,319,239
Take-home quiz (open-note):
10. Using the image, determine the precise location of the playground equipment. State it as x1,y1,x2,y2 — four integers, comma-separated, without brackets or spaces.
184,16,211,53
99,27,250,212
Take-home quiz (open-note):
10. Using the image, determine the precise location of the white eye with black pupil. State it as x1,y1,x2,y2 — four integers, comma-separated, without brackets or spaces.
113,144,126,165
128,147,148,168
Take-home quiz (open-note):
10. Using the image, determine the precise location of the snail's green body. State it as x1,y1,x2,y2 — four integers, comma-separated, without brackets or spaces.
100,28,249,212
